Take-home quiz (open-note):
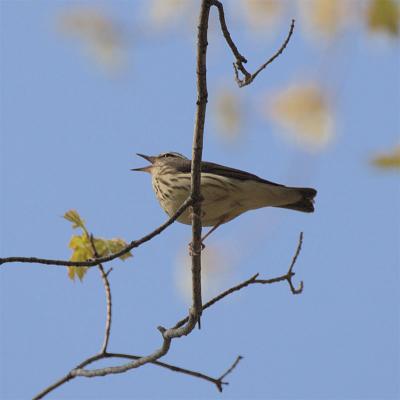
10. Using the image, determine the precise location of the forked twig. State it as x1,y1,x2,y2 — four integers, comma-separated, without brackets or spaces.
211,0,295,87
34,232,304,398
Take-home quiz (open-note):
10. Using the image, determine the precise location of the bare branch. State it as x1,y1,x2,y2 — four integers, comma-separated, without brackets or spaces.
0,197,193,268
103,353,240,391
174,232,304,329
188,0,211,326
248,19,296,87
89,234,112,353
34,230,304,397
33,352,241,399
39,0,212,379
211,0,295,88
217,355,243,390
33,372,74,400
14,1,304,397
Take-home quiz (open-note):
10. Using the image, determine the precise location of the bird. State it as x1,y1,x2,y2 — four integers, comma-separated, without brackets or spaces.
132,152,317,242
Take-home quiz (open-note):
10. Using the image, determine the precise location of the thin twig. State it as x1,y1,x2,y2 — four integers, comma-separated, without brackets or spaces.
174,232,304,329
34,231,304,398
106,352,241,392
89,234,112,354
44,0,213,379
0,197,193,268
18,1,303,397
33,352,241,399
188,0,211,326
211,0,295,88
33,372,74,400
218,355,243,383
247,19,295,87
285,231,303,294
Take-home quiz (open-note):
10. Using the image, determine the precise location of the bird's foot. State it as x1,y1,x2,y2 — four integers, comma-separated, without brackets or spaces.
188,241,205,256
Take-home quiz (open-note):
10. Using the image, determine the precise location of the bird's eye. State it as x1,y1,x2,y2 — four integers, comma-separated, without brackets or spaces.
160,152,182,159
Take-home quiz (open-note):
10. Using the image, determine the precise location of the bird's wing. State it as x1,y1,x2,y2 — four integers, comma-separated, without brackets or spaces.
175,159,284,187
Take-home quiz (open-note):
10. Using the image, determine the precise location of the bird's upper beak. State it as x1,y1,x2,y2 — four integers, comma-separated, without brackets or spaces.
131,153,155,173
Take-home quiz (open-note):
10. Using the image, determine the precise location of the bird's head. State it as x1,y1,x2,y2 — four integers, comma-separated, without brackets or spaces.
131,152,189,174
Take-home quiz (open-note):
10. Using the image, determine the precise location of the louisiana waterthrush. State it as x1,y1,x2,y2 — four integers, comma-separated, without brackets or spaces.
132,152,316,239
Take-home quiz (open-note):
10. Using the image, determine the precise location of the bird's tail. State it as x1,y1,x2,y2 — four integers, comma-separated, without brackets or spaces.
275,187,317,213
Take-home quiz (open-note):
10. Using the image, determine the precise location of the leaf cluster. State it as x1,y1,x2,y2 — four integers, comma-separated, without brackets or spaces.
64,210,132,280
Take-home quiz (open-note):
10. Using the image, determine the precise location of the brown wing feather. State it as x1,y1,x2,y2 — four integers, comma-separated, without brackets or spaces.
175,159,284,187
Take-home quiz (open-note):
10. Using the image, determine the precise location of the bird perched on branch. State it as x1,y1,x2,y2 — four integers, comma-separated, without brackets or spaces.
132,152,317,241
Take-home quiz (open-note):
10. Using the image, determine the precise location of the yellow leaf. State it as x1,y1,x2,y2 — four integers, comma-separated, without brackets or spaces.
58,7,126,72
372,146,400,169
367,0,399,36
149,0,193,29
67,233,93,281
64,210,87,231
64,210,132,281
68,265,88,281
299,0,352,39
175,246,230,302
215,88,242,141
240,0,283,31
267,82,334,152
106,238,133,261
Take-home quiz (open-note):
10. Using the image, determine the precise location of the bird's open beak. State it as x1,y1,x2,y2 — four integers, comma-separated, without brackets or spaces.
131,153,155,173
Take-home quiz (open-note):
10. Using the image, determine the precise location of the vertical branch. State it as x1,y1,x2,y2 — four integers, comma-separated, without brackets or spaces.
89,235,112,353
189,0,211,322
98,265,112,353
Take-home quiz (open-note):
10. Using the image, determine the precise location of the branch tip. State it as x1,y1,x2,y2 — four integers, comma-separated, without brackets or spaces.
157,326,167,334
212,0,295,88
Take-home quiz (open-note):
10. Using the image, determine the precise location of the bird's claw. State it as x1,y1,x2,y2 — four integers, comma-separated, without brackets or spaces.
188,241,205,256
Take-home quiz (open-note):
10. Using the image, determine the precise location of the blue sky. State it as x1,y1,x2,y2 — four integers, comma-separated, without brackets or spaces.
1,1,399,399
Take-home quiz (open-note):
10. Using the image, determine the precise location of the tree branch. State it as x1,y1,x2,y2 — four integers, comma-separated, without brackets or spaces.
0,197,193,268
72,232,304,376
34,0,213,380
11,1,304,398
173,232,304,330
89,234,112,353
33,352,243,399
33,228,304,398
188,0,211,325
211,0,295,87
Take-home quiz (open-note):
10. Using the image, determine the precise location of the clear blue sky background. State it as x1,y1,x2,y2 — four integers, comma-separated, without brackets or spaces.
1,1,399,399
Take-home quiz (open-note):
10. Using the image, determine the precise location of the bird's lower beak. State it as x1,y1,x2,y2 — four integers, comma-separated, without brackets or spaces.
131,153,155,173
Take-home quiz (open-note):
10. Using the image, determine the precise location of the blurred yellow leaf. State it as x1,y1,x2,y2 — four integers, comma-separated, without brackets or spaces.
59,7,126,72
267,82,334,152
215,88,242,141
367,0,400,36
298,0,352,39
240,0,284,31
64,209,132,281
149,0,193,29
372,146,400,169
